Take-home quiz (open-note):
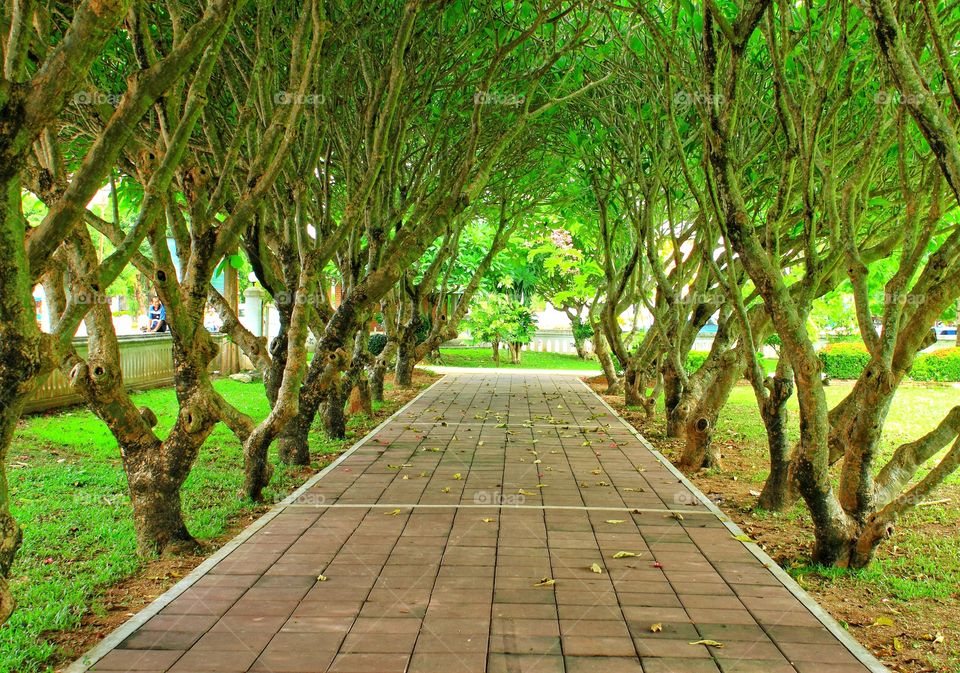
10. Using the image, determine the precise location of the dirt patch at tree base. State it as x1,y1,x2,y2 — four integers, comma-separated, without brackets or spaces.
586,378,960,673
48,372,437,672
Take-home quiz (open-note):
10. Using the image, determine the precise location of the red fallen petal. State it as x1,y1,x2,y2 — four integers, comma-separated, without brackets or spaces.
44,557,54,564
652,561,663,568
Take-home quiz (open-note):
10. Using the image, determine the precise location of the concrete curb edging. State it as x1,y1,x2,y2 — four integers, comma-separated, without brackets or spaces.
580,379,890,673
66,376,447,673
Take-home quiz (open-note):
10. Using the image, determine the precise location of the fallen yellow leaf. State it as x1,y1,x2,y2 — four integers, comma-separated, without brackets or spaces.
386,508,401,516
590,563,603,574
605,519,626,524
533,578,556,587
689,639,724,647
317,574,328,582
612,551,637,559
650,623,662,633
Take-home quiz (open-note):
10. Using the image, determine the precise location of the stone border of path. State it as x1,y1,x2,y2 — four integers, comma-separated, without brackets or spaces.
580,379,890,673
66,377,447,673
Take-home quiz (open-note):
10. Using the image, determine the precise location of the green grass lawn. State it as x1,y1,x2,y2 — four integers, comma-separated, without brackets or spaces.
433,347,601,370
3,379,398,673
714,381,960,487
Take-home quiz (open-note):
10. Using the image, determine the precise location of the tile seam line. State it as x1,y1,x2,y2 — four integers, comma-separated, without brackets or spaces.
282,503,716,515
577,377,890,673
65,374,449,673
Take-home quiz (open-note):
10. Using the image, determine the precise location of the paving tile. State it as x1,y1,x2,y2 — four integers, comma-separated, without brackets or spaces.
565,656,644,673
327,652,410,672
408,653,488,672
563,635,637,656
119,630,201,651
489,634,562,655
641,659,722,673
168,648,261,672
89,650,184,671
487,653,565,673
74,375,877,673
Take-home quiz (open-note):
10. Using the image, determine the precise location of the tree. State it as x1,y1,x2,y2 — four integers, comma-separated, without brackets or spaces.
463,293,538,365
0,0,237,624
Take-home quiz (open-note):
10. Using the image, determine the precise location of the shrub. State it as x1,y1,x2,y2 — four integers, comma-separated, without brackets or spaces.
415,314,432,344
367,332,388,356
910,347,960,382
685,351,709,373
818,342,870,379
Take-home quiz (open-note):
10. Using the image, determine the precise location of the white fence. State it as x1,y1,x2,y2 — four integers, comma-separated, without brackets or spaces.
25,333,239,413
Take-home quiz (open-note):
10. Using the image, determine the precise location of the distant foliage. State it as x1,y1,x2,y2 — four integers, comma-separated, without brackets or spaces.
464,295,538,345
571,316,594,342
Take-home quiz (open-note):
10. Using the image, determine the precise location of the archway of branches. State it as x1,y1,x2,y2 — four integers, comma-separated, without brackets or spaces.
2,0,960,626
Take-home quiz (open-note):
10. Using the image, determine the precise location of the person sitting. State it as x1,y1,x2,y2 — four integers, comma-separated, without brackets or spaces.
144,297,167,333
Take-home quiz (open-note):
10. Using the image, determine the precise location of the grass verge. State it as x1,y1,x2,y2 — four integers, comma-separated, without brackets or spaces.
434,347,601,370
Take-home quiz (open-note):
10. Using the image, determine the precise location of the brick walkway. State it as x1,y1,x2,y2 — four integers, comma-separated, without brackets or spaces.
72,375,886,673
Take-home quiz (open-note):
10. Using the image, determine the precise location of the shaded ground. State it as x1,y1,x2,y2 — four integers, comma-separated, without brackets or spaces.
3,371,437,673
587,376,960,673
73,374,879,673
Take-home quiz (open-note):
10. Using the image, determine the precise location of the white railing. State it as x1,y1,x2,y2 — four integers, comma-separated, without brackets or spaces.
25,333,239,413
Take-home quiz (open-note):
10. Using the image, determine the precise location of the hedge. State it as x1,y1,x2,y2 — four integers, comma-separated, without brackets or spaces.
685,351,709,373
910,347,960,382
818,342,960,381
818,342,871,379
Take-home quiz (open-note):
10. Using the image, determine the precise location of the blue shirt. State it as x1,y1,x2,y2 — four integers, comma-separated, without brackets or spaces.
148,304,166,328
